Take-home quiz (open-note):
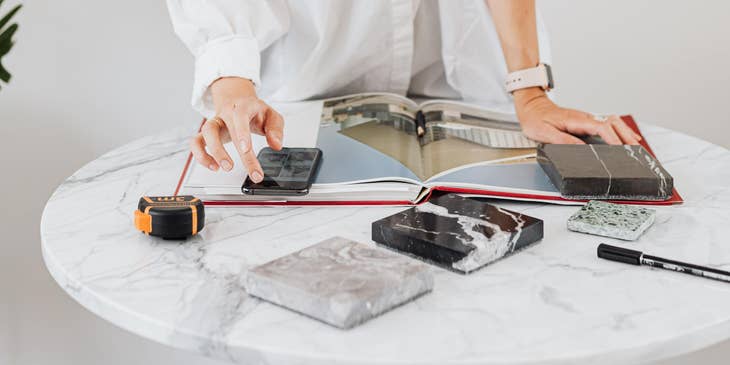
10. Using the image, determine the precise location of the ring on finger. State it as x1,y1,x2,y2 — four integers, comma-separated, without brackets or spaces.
207,115,226,126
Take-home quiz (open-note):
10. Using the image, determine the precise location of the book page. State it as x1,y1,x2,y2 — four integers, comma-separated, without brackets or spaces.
320,93,426,179
417,101,537,180
426,162,559,196
185,98,425,191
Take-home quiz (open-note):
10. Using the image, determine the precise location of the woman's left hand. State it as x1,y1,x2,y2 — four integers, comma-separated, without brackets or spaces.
513,88,642,145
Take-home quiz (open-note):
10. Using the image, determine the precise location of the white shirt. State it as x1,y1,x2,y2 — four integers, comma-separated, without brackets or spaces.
167,0,552,118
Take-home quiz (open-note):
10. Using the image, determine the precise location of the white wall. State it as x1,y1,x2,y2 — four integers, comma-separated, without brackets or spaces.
541,0,730,148
1,1,728,364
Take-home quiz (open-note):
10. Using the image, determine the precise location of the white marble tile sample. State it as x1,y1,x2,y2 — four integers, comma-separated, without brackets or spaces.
244,236,433,329
567,200,656,241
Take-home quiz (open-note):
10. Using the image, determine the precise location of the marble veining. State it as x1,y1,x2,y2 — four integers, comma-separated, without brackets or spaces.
421,202,514,268
590,144,613,196
537,144,674,200
567,200,656,241
623,144,671,198
372,194,543,274
40,122,730,365
244,236,433,329
642,150,670,198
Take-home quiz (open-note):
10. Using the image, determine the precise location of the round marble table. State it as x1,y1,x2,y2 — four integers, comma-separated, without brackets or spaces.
41,124,730,365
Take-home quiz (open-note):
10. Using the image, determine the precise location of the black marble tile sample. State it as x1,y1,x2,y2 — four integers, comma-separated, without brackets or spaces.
371,194,543,274
537,144,673,200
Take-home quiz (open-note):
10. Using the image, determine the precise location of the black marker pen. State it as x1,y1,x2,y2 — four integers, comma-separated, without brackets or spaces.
597,244,730,283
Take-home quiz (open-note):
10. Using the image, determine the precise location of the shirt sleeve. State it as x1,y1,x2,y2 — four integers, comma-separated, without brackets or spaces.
166,0,289,117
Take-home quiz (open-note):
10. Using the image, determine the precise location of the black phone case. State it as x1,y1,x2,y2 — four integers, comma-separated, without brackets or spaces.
242,147,322,196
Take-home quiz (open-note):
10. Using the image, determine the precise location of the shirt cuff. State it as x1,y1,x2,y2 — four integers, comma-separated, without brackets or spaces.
192,36,261,118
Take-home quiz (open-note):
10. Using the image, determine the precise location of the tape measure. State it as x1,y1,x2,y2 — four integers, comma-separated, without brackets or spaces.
134,195,204,239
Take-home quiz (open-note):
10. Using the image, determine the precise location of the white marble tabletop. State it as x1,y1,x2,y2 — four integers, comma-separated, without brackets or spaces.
41,124,730,365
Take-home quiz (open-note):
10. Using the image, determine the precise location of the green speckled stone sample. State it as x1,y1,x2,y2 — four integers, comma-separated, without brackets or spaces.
567,200,656,241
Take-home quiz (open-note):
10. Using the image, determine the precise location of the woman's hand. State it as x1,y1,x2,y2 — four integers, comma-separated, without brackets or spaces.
483,0,641,145
190,77,284,183
514,87,641,145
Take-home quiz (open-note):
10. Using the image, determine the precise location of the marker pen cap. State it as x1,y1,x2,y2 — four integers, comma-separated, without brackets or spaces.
597,244,642,265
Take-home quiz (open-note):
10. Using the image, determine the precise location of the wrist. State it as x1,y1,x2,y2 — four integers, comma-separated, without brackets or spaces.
512,87,547,108
211,77,258,116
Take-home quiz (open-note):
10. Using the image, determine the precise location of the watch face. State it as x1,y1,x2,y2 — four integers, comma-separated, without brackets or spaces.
544,63,554,90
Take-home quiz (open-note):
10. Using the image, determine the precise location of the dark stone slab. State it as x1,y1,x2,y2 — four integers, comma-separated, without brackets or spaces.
537,144,673,200
371,194,543,274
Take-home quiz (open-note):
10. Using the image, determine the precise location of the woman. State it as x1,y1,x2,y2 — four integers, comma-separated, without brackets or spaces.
168,0,640,184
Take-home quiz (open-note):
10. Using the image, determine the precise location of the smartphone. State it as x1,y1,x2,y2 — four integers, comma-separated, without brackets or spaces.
242,147,323,196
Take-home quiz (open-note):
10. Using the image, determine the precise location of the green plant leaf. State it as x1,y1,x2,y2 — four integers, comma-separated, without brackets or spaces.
0,61,10,83
0,39,13,56
0,1,20,87
0,23,17,47
0,4,21,32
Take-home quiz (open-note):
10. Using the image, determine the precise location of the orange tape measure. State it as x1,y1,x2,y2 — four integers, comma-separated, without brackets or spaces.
134,195,204,239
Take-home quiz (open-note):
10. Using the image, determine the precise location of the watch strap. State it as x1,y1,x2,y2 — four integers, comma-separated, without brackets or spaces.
505,63,553,93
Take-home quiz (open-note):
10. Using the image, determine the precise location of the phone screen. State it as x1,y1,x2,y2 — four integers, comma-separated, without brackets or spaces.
242,147,322,195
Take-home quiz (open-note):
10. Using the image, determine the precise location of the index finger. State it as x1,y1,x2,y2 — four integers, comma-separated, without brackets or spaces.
231,103,264,183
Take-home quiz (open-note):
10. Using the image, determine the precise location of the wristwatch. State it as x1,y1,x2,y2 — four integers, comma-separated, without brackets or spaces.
504,63,554,93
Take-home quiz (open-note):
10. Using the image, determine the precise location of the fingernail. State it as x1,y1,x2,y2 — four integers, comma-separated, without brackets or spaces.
240,140,248,151
221,160,232,171
208,163,218,171
251,171,263,183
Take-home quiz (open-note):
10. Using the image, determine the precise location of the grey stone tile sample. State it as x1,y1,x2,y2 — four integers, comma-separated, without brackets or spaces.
372,194,543,274
537,144,673,200
244,237,433,329
567,200,656,241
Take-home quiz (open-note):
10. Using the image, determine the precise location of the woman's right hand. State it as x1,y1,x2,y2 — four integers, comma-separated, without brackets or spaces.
190,77,284,183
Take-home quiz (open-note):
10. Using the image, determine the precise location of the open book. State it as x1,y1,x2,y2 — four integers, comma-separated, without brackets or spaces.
176,93,683,206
